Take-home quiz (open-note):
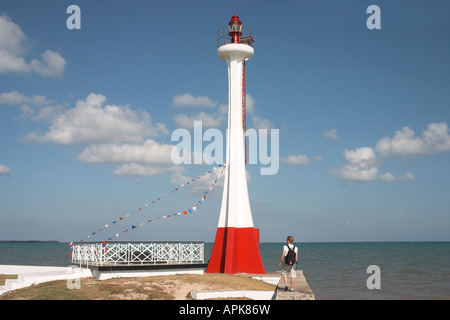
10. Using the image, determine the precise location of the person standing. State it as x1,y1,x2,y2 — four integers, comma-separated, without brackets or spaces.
278,235,298,292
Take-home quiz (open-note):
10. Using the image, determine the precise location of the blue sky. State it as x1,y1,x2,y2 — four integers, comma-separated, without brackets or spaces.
1,0,449,242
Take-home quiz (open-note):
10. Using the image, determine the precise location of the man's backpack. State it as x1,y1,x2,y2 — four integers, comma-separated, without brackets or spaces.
284,245,296,266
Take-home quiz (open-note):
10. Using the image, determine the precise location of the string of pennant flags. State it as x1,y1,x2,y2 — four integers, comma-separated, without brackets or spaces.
70,164,227,245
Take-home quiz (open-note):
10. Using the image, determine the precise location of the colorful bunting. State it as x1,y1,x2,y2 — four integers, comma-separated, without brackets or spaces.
95,164,226,242
75,164,226,243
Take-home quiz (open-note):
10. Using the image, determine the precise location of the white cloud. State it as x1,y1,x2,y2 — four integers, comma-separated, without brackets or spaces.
78,139,185,179
335,122,450,182
324,129,339,141
378,172,396,182
281,154,310,165
375,122,450,158
0,91,52,106
402,172,416,181
335,145,416,183
0,15,66,77
244,94,274,131
338,147,379,182
218,103,228,115
281,154,323,165
77,139,174,164
245,93,256,115
22,105,64,121
170,167,224,195
313,155,324,162
0,15,27,55
29,49,66,78
171,93,217,108
0,90,62,121
251,115,275,131
113,163,185,177
23,93,168,145
173,112,224,129
171,92,226,129
18,104,35,119
14,92,181,179
170,92,273,133
0,164,11,175
379,172,416,183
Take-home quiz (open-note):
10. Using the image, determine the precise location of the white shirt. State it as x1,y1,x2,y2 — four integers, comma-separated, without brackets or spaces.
283,243,298,256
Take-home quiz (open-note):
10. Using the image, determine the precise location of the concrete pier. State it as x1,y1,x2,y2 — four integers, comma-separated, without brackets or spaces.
242,271,315,300
274,270,315,300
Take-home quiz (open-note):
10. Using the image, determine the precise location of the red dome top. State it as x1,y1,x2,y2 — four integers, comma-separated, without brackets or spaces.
230,14,242,24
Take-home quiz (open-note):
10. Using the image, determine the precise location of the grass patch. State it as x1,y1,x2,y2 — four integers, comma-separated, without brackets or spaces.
0,273,276,300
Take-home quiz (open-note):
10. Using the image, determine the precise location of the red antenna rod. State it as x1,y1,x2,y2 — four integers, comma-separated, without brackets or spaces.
242,61,247,164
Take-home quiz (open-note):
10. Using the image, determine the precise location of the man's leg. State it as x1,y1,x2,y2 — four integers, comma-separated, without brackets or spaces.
282,265,289,291
289,267,296,291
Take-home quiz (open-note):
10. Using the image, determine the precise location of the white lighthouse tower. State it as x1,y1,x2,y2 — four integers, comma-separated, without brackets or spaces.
207,15,265,274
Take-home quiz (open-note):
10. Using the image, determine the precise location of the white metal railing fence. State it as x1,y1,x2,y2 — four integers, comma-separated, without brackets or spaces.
70,241,204,267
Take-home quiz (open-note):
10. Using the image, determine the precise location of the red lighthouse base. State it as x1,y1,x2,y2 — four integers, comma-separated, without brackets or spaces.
206,227,266,274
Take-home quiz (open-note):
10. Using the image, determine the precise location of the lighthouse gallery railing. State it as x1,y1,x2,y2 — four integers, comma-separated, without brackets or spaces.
217,25,254,48
70,241,204,267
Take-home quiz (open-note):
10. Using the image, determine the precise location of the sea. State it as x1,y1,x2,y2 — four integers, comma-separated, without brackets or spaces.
0,241,449,300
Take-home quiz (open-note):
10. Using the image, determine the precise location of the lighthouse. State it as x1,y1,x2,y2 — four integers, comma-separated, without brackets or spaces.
207,15,265,274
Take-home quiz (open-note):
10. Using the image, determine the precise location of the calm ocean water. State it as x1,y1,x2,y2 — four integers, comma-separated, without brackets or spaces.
1,241,449,299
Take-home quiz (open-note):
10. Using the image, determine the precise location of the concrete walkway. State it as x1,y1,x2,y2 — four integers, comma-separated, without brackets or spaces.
274,270,315,300
239,271,315,300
